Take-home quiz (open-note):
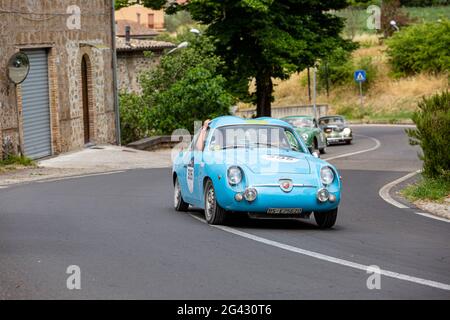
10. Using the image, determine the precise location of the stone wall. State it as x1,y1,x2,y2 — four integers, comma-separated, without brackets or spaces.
117,50,162,94
0,0,117,158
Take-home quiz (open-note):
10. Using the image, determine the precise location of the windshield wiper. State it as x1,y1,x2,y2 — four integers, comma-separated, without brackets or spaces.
220,145,246,150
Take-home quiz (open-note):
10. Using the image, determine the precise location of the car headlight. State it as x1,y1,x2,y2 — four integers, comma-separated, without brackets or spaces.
320,166,335,185
244,188,258,202
343,128,351,135
227,166,242,185
301,133,309,141
317,188,330,202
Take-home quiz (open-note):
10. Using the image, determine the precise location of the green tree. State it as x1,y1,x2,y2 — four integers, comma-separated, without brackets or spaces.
141,0,351,117
115,0,130,10
119,31,233,143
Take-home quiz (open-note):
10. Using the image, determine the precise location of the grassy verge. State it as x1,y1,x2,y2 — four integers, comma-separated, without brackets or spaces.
336,6,450,37
402,176,450,202
335,105,414,123
0,155,35,173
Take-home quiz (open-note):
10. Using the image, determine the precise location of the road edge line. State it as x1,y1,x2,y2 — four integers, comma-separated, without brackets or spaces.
378,171,420,209
189,214,450,291
0,170,127,188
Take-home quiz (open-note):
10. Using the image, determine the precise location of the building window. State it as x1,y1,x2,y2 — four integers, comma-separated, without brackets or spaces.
136,13,141,24
148,13,154,29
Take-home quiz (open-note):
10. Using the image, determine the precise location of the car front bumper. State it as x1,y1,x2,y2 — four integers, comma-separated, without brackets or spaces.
326,134,352,144
216,184,340,214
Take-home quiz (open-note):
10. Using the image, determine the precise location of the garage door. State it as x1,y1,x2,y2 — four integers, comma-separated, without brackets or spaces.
21,49,52,159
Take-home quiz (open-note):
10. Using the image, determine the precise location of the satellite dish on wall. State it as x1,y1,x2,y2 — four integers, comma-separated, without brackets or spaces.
7,52,30,85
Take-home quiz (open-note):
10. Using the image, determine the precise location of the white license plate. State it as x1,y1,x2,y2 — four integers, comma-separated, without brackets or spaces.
267,208,302,215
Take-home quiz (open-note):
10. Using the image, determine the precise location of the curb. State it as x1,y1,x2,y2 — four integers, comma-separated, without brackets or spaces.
379,170,450,223
379,170,420,209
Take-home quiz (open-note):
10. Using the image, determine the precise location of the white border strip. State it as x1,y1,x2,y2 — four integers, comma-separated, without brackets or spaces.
190,214,450,291
378,171,420,209
415,212,450,223
35,171,127,183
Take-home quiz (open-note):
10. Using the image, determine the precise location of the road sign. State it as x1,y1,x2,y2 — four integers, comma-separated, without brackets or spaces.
354,70,367,82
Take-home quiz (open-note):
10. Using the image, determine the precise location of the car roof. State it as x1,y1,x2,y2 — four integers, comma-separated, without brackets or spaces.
319,115,345,120
209,116,292,129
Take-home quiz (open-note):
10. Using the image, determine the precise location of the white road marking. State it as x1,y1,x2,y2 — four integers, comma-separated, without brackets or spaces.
0,186,8,189
190,214,450,291
378,170,420,209
323,135,381,161
35,170,127,183
415,212,450,223
350,124,415,128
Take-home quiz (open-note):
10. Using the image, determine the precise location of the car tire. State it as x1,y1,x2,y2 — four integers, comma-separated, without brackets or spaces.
346,140,352,145
174,177,189,212
204,180,227,225
319,146,326,154
314,208,337,229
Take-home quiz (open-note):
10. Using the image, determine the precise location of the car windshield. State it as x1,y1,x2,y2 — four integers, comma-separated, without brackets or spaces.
283,118,314,128
208,125,303,152
319,117,345,125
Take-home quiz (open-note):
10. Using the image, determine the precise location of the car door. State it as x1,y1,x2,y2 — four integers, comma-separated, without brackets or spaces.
192,127,211,206
314,119,326,149
178,134,199,204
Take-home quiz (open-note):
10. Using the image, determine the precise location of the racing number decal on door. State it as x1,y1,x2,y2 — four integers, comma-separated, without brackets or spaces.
187,157,195,193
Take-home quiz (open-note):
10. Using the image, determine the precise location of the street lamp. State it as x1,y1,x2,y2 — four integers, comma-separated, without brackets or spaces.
190,28,201,35
390,20,400,32
167,41,189,55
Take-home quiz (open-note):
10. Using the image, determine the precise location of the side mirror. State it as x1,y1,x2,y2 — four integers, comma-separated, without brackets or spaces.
312,151,320,158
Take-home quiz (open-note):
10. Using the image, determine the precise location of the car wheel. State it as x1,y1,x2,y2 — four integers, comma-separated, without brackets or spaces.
204,180,227,225
346,140,352,145
314,208,337,229
319,145,326,154
174,177,189,212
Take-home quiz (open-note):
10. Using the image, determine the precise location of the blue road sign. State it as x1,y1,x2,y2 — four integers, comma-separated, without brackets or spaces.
354,70,367,82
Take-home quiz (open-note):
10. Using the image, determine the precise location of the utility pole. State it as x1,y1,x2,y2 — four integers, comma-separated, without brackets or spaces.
307,67,311,104
313,66,317,120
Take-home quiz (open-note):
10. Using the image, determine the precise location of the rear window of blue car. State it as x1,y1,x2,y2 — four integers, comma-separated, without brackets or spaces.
208,125,304,153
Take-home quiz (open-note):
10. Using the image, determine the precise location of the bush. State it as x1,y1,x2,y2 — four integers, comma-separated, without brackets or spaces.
318,47,354,89
406,91,450,180
148,67,233,135
318,47,377,92
0,155,34,167
119,93,152,145
400,0,449,6
387,20,450,76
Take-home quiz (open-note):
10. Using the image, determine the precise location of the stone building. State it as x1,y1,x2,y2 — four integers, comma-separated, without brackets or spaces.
0,0,119,159
115,3,165,31
116,37,175,94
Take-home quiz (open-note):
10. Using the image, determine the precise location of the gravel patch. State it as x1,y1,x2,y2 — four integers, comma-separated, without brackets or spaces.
414,197,450,220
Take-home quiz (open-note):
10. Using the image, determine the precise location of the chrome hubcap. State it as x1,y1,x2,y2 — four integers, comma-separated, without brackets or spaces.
205,187,215,220
174,179,181,208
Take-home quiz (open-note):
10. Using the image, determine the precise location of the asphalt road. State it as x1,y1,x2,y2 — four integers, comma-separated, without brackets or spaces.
1,126,449,299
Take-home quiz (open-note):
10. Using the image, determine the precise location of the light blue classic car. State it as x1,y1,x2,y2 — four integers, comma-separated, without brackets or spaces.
172,116,341,228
